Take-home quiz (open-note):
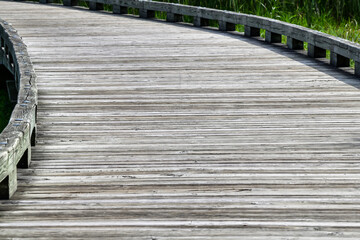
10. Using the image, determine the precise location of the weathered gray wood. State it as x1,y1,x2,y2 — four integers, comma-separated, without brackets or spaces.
193,16,209,27
89,1,104,11
2,0,360,238
0,151,16,199
287,36,303,50
166,13,182,23
113,5,128,14
0,175,11,199
0,17,37,199
356,61,360,76
331,52,350,67
78,0,360,76
218,21,235,32
139,8,155,18
308,43,326,58
29,0,360,61
244,26,260,37
21,0,360,73
17,148,31,169
265,30,282,43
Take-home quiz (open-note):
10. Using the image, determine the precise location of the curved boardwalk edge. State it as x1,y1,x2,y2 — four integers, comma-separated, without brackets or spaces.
41,0,360,77
0,19,37,199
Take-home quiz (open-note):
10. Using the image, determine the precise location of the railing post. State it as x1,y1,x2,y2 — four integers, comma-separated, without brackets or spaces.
89,2,104,11
244,26,260,37
139,9,155,18
218,21,235,31
287,37,303,50
63,0,78,6
166,13,183,23
330,52,350,67
113,5,128,14
265,31,281,43
17,148,31,169
0,168,17,200
307,44,326,58
194,17,209,27
356,62,360,77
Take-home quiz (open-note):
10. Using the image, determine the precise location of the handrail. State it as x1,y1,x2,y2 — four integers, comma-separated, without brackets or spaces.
0,19,37,199
48,0,360,76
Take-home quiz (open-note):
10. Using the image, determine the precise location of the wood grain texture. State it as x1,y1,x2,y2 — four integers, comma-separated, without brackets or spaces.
86,0,360,69
1,1,360,238
0,16,37,199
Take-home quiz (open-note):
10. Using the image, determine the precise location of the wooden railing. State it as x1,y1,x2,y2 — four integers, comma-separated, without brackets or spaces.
0,19,37,199
39,0,360,76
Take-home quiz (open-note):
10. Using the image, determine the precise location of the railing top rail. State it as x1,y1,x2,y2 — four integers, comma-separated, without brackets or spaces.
0,18,37,199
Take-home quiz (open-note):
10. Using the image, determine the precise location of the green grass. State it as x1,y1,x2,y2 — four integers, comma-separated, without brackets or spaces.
0,89,14,132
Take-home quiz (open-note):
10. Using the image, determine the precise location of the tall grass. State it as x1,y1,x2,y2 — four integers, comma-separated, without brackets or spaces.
155,0,360,22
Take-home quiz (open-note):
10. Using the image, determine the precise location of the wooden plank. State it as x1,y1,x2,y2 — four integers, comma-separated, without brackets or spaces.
1,1,360,238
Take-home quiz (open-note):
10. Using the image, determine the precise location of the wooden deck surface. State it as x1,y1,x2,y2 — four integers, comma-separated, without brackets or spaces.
1,1,360,238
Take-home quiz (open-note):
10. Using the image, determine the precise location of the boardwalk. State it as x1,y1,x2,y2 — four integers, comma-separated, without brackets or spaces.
1,1,360,238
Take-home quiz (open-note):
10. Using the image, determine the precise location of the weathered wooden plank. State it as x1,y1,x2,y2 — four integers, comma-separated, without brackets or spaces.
1,1,360,238
0,12,37,199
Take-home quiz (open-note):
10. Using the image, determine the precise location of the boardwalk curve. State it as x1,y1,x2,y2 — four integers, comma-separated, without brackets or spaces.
0,17,37,199
1,0,360,238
